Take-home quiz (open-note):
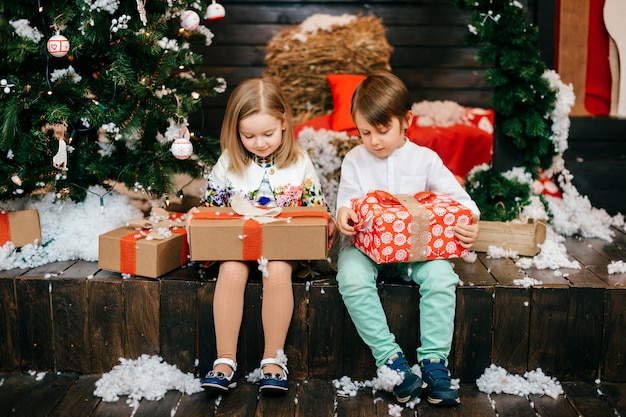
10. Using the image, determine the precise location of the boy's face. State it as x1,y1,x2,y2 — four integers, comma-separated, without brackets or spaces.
353,110,412,159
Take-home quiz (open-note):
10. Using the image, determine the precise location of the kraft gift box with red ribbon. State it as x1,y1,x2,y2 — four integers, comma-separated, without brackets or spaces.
351,190,473,264
188,206,329,261
0,209,43,248
98,210,189,278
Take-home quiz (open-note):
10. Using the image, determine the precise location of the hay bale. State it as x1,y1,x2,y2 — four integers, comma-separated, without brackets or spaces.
264,14,392,124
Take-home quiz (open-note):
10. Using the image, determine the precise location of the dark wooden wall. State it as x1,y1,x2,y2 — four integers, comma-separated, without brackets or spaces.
193,0,503,137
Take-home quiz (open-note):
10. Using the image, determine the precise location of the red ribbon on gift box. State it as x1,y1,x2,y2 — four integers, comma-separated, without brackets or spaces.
0,211,11,246
192,210,329,261
118,228,189,276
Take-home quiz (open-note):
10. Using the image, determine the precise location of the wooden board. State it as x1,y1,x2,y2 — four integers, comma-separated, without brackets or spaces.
453,286,494,382
286,282,309,380
196,280,217,378
49,374,102,417
160,279,199,373
52,278,90,373
89,278,124,374
308,282,344,379
528,287,569,377
601,289,626,382
0,277,19,371
123,279,160,359
16,277,54,371
492,287,530,374
294,379,336,417
563,288,605,380
557,0,591,116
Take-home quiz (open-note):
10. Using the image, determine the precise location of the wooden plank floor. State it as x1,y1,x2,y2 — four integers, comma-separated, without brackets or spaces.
0,372,625,417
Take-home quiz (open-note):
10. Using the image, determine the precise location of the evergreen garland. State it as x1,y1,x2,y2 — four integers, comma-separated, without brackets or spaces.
0,1,222,202
453,0,561,221
453,0,558,173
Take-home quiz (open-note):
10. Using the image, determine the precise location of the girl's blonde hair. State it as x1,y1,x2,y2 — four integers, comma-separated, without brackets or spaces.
351,70,412,128
220,75,300,173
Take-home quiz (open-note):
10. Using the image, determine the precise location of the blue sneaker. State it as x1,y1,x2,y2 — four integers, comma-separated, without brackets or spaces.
386,352,427,403
201,358,237,391
259,358,289,393
420,358,460,406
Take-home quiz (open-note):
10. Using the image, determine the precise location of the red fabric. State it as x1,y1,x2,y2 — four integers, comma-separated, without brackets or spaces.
326,73,367,132
584,0,611,115
0,211,11,246
406,119,493,178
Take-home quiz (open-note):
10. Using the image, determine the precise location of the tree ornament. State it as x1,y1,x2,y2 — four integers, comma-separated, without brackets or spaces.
206,0,226,21
11,173,22,186
47,34,70,57
1,79,14,94
180,10,201,31
43,122,69,169
170,126,193,160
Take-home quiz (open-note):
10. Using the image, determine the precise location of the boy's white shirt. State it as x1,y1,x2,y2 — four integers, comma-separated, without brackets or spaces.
335,138,481,218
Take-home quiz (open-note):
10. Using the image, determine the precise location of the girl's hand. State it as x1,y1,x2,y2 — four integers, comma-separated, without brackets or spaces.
185,207,200,244
336,206,359,236
454,214,480,248
327,217,337,249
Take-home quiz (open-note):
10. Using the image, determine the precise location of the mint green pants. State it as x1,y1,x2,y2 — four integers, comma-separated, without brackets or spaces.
336,245,459,367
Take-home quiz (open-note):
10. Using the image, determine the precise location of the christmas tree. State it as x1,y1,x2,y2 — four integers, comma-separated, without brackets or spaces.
0,0,225,203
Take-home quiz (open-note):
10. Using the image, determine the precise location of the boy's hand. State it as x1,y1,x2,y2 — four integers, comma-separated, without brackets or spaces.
336,206,359,236
454,213,480,248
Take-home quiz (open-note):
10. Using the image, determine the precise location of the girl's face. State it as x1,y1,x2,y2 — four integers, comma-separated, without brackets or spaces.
238,112,286,158
353,110,412,159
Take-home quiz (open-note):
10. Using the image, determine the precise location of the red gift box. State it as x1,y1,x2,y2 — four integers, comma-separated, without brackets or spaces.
351,191,473,263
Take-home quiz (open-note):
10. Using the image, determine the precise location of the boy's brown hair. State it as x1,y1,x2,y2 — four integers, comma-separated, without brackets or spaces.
351,70,412,128
220,76,300,174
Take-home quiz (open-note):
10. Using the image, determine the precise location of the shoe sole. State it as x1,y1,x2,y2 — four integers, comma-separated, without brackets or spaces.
427,395,460,406
201,381,237,391
395,381,427,403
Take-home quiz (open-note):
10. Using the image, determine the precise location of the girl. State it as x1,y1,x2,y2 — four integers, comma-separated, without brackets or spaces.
335,70,480,406
197,76,334,394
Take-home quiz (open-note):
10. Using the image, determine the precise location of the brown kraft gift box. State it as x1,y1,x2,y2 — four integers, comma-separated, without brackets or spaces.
98,226,188,278
188,206,329,261
0,209,43,248
473,219,547,256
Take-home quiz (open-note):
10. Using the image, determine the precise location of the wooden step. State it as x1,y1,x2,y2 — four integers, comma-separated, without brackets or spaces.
0,372,625,417
0,229,625,384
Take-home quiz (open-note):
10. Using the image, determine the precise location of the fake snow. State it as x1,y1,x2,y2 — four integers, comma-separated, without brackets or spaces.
476,364,563,399
608,260,626,274
245,349,288,383
0,186,142,270
28,370,46,381
94,354,202,413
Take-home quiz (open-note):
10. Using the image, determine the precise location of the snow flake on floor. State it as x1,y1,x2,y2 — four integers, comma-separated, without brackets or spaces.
476,364,563,399
93,354,202,413
608,260,626,274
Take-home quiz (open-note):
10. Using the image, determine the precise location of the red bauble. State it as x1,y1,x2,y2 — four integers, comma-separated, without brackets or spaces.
206,2,226,21
47,34,70,57
180,10,200,31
